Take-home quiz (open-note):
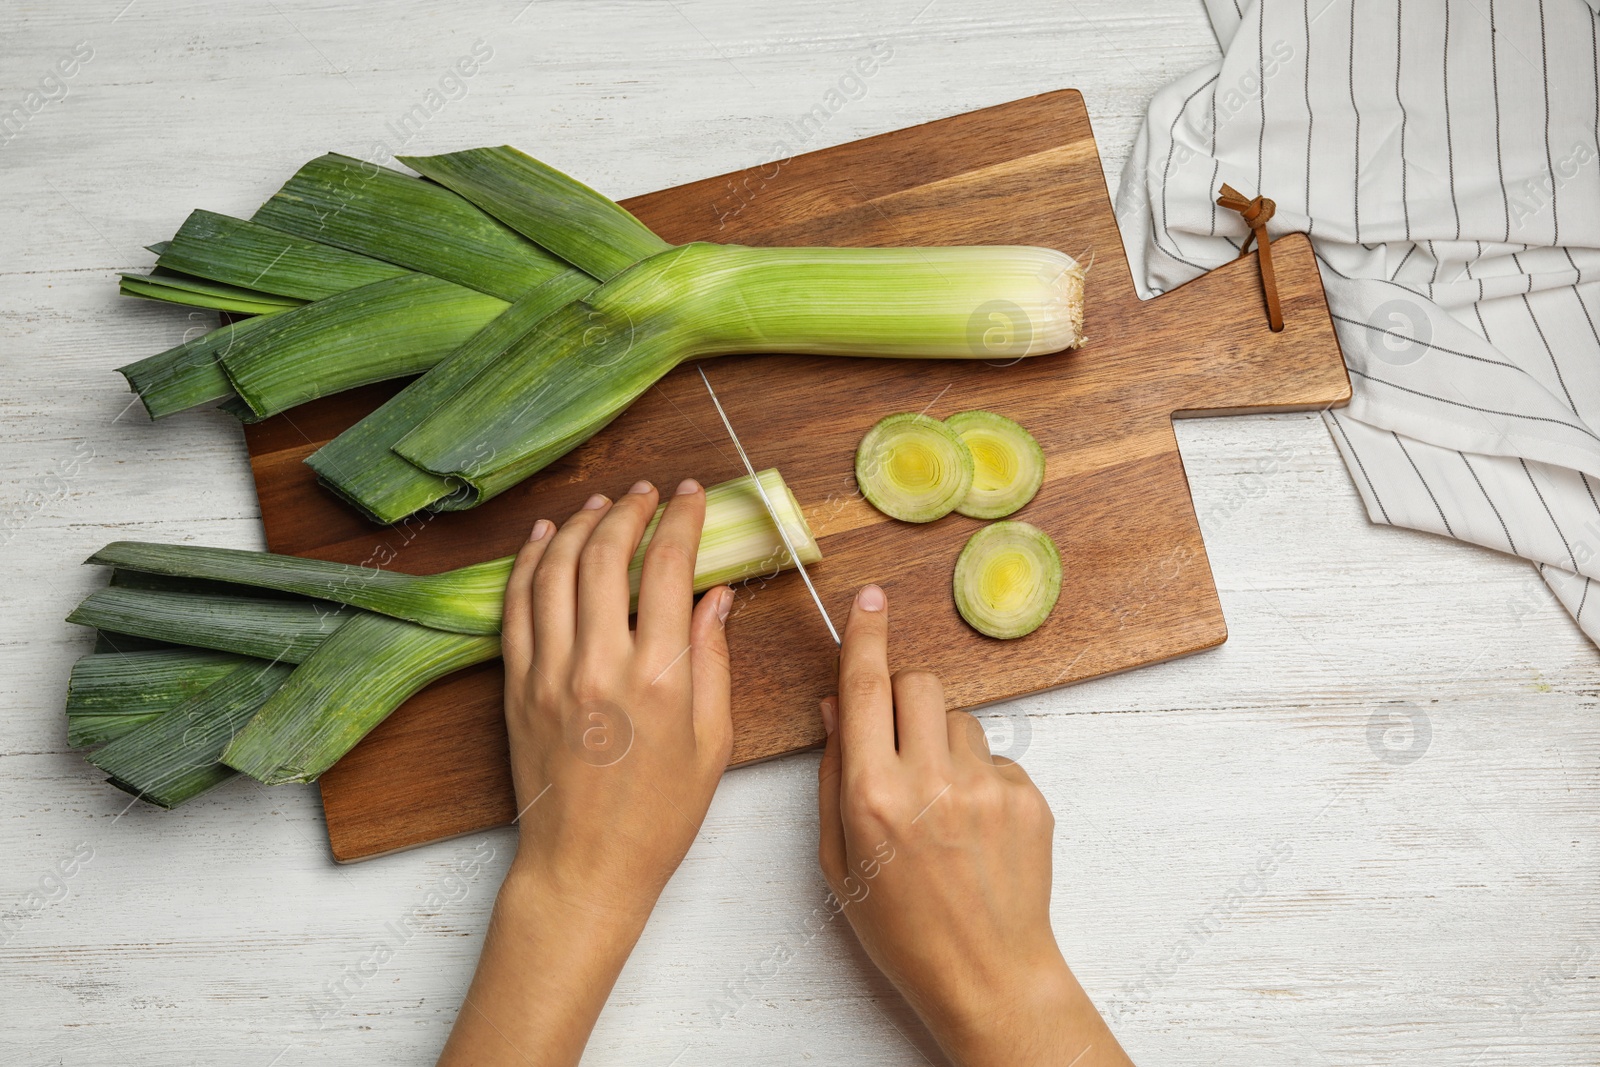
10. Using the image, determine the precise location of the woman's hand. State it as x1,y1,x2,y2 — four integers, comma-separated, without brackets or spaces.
500,479,734,919
439,479,733,1067
817,584,1135,1067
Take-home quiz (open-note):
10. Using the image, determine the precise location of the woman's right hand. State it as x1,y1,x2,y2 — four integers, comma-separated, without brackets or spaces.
816,583,1135,1067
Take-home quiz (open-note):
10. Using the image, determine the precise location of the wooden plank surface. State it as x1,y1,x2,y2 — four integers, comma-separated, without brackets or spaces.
237,89,1350,861
9,5,1597,1064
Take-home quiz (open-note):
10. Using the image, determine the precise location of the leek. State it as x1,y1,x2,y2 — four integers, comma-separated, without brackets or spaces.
65,470,821,798
395,243,1082,507
89,469,816,635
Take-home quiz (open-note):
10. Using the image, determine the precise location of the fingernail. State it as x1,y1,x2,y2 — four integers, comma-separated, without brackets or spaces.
820,697,837,736
528,519,552,542
628,480,653,495
676,478,701,496
857,584,885,612
582,493,609,510
716,586,733,621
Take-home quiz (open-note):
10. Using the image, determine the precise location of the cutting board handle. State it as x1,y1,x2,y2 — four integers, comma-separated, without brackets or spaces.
1142,232,1350,418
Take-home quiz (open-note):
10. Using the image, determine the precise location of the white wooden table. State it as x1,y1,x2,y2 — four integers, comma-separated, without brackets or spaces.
3,3,1596,1064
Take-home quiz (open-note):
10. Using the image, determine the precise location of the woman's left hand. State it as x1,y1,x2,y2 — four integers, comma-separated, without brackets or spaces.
500,478,734,922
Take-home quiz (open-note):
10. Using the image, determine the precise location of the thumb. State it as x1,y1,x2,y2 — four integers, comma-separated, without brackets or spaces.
689,585,733,763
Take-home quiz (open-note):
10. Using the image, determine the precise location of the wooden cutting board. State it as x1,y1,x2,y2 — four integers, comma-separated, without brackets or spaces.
242,88,1349,862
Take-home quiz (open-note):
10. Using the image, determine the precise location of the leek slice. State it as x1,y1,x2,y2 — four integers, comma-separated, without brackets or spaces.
398,147,671,281
89,541,510,636
90,661,294,808
156,210,410,300
252,153,571,301
218,274,509,417
395,243,1082,506
67,588,348,662
952,521,1062,639
945,410,1046,520
855,413,974,523
221,613,500,785
65,648,257,747
308,268,599,524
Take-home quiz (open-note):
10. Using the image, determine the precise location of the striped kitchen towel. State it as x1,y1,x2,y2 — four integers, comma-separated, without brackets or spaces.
1115,0,1600,646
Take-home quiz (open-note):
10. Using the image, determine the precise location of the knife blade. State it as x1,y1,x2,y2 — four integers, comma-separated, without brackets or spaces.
696,365,841,646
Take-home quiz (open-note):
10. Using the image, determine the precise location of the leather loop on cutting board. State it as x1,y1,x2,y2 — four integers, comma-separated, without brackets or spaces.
1217,183,1284,333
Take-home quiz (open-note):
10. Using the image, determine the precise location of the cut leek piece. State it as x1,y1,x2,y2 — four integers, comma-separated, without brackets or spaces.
945,410,1046,520
67,588,348,662
308,268,599,524
627,468,820,603
157,210,409,300
395,243,1082,506
398,146,671,281
117,315,275,419
90,468,820,631
952,521,1061,639
252,153,572,301
218,274,510,417
65,648,258,747
855,412,974,523
90,661,294,808
89,541,511,636
221,613,500,785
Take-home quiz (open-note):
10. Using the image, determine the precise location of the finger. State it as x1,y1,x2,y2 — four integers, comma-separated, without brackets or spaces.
816,696,846,887
501,519,555,704
532,493,612,672
688,585,733,761
947,710,992,765
890,669,949,768
635,478,706,658
838,584,895,778
575,481,659,656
